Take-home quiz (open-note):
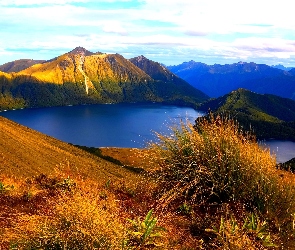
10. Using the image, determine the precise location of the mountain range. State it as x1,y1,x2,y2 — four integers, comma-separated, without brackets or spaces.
272,64,294,71
1,56,295,249
0,59,46,73
168,61,295,99
2,48,295,140
0,47,208,111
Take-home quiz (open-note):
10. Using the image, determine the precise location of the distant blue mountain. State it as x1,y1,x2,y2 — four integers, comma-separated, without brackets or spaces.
168,61,295,100
271,64,294,71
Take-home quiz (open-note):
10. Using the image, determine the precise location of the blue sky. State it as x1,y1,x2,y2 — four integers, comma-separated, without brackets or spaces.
1,0,295,66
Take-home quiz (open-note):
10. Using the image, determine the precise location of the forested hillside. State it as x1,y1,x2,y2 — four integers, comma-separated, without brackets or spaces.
199,88,295,140
0,47,208,111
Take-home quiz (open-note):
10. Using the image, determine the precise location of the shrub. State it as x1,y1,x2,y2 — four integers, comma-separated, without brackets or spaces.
148,115,295,230
0,181,14,194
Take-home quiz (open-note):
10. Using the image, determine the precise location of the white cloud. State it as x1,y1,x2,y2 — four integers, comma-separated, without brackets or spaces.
0,0,88,5
231,38,295,61
102,21,129,36
0,5,84,27
140,0,295,35
0,0,135,6
1,0,295,66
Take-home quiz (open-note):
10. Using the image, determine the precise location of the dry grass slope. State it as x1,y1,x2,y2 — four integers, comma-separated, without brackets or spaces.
1,116,295,249
0,116,136,182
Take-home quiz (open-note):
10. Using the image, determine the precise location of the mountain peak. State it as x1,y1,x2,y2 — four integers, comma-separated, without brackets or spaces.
133,55,149,62
68,47,94,56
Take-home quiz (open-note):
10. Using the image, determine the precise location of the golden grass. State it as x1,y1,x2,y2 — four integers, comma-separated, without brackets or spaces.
1,175,125,249
0,169,202,249
143,115,295,248
0,117,139,183
2,115,295,248
15,53,150,87
0,71,12,79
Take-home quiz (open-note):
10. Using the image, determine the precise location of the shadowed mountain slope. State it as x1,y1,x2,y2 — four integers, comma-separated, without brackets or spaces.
0,59,46,73
198,88,295,140
130,56,208,103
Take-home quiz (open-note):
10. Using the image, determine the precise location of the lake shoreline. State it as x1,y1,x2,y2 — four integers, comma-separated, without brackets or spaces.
1,103,294,163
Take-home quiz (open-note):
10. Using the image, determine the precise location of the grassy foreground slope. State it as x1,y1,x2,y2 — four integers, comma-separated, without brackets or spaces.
0,116,135,181
1,115,295,249
0,117,200,249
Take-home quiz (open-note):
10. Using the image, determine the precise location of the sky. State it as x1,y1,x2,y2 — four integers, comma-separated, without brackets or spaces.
1,0,295,66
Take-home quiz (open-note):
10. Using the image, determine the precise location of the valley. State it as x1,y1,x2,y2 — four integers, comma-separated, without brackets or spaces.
1,47,295,143
1,47,295,249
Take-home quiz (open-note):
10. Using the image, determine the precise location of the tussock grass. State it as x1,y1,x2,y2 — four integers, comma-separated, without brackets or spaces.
11,191,125,249
146,114,295,247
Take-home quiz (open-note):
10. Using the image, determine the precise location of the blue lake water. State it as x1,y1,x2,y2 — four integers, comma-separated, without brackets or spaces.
261,140,295,163
1,103,294,163
0,103,203,148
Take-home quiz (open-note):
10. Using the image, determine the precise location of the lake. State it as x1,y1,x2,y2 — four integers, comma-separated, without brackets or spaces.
0,103,203,148
1,103,294,163
260,140,295,163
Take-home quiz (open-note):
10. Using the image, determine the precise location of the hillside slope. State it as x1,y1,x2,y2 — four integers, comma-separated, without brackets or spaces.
130,56,208,104
0,59,46,73
0,47,208,111
0,116,135,181
198,88,295,140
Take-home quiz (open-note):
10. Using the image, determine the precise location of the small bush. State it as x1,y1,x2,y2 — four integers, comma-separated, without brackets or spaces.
148,115,295,243
0,181,14,194
149,115,276,206
178,203,192,215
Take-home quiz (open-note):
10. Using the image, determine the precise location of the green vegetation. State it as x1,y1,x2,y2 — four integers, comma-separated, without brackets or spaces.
125,209,166,248
199,88,295,140
206,212,276,249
